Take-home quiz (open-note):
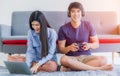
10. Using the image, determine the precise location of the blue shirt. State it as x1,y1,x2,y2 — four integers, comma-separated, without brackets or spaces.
58,20,96,56
26,28,57,68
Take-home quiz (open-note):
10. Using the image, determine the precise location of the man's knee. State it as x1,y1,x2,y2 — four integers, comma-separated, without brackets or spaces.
96,56,107,66
98,56,107,61
60,55,69,65
100,56,107,65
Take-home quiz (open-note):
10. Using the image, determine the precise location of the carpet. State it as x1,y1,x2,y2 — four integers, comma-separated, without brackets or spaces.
0,65,120,76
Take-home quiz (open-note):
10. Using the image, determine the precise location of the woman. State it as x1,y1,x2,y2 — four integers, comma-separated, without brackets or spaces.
26,11,57,73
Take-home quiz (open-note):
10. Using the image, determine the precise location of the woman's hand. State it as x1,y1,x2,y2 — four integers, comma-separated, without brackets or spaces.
30,63,40,74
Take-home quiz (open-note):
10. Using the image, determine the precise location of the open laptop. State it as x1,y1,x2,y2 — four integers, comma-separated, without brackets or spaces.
4,61,32,75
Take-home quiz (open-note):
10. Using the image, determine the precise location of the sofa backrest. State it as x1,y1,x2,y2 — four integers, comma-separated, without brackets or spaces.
83,12,118,35
11,11,117,35
12,12,31,35
11,11,70,36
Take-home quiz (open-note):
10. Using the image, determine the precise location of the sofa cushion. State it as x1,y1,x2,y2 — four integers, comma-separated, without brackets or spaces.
2,35,120,44
2,35,120,45
2,40,27,45
12,11,31,35
98,35,120,44
99,39,120,43
2,36,27,45
83,12,117,35
2,36,27,40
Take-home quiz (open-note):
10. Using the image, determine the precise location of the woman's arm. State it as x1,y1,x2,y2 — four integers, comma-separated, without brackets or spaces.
38,29,57,66
26,30,36,68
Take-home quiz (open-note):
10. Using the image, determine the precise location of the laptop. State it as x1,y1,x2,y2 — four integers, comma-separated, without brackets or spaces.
4,61,32,75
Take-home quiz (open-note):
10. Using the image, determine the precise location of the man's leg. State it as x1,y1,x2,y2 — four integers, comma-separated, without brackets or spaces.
85,56,107,67
60,55,113,71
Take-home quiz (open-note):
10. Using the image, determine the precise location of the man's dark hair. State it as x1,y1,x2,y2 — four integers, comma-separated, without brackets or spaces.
68,2,85,17
29,11,50,58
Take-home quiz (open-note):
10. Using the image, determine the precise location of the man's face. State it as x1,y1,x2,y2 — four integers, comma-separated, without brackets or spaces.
70,8,82,23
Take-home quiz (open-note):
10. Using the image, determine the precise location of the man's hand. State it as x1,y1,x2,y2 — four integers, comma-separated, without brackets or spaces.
81,42,91,51
30,63,40,74
69,43,79,52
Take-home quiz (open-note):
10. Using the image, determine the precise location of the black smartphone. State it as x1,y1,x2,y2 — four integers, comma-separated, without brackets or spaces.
77,43,86,48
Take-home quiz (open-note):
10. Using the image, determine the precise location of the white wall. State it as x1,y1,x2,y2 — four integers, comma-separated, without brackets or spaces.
0,0,120,25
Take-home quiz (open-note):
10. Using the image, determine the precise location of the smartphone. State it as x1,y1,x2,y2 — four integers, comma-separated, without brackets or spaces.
77,43,86,48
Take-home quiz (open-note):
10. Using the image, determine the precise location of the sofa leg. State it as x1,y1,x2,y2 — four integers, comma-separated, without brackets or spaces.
8,53,12,56
118,52,120,57
112,52,114,64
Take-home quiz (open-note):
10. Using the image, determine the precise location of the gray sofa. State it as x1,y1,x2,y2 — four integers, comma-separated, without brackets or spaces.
0,11,70,54
0,11,120,55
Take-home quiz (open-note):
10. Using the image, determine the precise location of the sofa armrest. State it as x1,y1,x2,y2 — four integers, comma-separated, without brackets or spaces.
0,24,11,37
0,24,11,52
117,24,120,35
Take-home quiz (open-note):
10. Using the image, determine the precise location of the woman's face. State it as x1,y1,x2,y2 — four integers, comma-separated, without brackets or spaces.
31,21,40,33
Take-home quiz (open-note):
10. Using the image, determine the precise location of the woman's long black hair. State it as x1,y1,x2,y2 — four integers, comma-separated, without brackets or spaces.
29,11,50,58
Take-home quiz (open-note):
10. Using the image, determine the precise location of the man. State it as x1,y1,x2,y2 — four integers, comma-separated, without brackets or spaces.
58,2,113,71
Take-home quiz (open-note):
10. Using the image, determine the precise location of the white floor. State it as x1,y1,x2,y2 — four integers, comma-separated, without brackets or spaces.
92,52,120,65
0,53,8,66
0,52,120,67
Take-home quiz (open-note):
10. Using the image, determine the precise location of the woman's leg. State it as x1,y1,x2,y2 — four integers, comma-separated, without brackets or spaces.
60,65,71,71
37,60,57,72
60,55,113,71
